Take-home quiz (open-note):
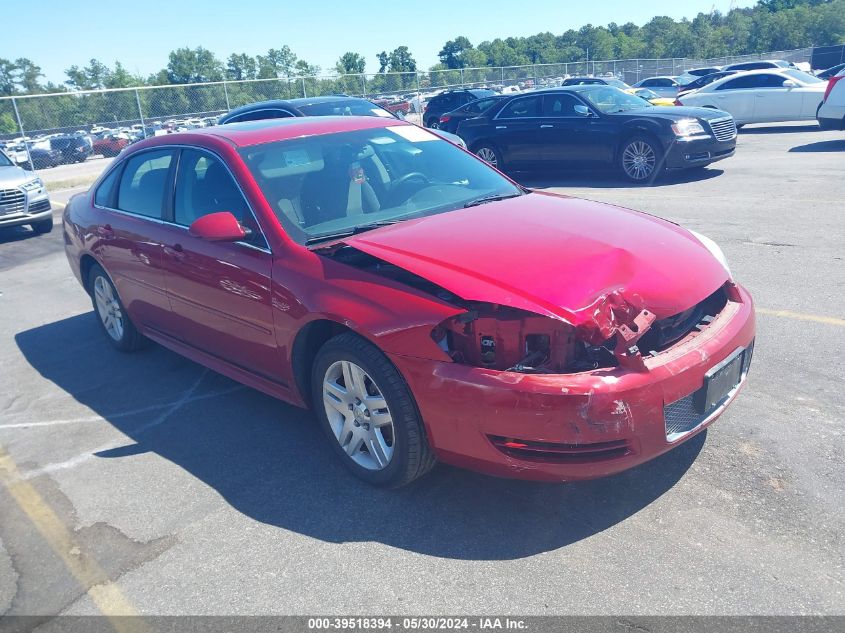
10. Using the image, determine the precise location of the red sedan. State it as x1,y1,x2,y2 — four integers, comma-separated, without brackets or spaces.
62,116,755,487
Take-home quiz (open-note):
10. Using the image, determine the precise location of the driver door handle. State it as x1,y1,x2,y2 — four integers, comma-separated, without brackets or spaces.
495,125,507,129
540,124,554,128
96,224,114,239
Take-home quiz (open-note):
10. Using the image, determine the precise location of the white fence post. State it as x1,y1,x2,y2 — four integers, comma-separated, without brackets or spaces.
11,97,34,172
134,89,147,138
222,80,231,111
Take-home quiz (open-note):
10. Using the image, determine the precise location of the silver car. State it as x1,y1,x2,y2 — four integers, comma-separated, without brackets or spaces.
0,150,53,233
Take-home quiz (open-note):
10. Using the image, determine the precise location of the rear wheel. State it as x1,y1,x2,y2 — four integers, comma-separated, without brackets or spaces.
311,332,435,487
88,264,146,352
474,143,502,169
30,218,53,234
619,135,662,183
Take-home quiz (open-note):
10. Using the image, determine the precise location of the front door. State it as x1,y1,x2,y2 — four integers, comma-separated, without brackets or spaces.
160,148,281,382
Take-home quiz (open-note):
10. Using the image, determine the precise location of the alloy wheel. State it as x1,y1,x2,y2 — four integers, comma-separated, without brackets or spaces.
322,360,395,470
476,147,498,167
622,140,656,181
93,275,125,341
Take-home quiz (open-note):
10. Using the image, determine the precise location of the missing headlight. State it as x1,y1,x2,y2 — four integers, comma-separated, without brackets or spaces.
432,303,618,374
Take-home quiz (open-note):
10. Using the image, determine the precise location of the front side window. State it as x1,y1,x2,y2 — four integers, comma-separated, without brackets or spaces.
498,96,541,118
116,150,174,218
239,125,522,245
542,93,582,117
174,149,266,247
578,87,652,113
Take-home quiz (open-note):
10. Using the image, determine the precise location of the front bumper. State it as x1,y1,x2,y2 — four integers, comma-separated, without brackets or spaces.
0,191,52,228
390,283,755,481
664,135,736,170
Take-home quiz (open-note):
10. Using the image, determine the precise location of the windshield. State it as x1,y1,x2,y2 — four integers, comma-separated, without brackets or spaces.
633,88,659,99
578,86,653,113
783,69,824,84
239,125,522,245
298,100,396,118
606,78,630,89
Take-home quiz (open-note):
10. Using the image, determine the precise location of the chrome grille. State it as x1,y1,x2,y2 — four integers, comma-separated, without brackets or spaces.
0,188,26,215
709,117,737,142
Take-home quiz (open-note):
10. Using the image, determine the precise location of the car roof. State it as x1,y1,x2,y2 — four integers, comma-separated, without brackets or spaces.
162,116,409,148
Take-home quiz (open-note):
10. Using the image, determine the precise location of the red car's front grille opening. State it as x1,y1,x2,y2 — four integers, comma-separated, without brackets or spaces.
488,436,632,463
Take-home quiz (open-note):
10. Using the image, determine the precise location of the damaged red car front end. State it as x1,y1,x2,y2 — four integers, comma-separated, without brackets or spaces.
323,192,755,481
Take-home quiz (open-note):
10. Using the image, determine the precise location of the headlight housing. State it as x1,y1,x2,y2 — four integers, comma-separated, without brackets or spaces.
671,118,706,138
689,230,731,279
20,178,44,194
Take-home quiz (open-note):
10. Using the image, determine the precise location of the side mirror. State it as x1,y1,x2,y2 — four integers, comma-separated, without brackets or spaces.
574,104,592,117
188,212,246,242
782,80,798,88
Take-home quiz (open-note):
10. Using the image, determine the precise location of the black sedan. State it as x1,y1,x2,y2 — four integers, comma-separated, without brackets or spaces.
218,96,399,123
218,96,467,147
436,94,504,133
455,86,737,183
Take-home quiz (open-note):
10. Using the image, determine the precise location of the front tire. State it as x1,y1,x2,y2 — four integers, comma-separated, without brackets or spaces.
311,332,435,487
619,135,662,183
87,264,146,352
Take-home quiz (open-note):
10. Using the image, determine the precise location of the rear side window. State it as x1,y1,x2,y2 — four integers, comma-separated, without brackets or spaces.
498,96,541,118
94,167,120,207
718,75,769,90
228,109,294,123
116,150,174,218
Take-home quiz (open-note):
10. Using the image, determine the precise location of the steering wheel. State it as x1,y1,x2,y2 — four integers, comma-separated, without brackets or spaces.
391,172,431,189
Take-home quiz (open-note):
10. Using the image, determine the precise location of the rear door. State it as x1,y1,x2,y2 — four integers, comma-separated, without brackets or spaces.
160,148,280,381
92,149,177,331
491,95,547,168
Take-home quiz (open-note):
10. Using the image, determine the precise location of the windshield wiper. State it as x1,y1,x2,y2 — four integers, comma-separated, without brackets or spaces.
305,220,400,245
463,192,523,208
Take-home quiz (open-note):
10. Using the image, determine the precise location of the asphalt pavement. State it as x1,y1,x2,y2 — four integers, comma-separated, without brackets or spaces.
0,122,843,617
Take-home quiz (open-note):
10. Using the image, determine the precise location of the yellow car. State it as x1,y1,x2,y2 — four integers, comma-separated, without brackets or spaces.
626,87,677,106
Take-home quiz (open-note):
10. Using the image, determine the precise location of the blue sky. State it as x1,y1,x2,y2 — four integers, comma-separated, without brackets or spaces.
3,0,754,84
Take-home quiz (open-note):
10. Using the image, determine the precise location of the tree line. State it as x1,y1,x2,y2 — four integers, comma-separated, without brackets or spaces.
0,0,842,135
2,0,842,98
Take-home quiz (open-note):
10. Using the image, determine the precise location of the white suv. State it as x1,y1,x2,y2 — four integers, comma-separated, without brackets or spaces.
0,150,53,234
818,68,845,131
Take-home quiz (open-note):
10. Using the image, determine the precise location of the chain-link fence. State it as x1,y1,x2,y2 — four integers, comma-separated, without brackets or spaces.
0,47,815,171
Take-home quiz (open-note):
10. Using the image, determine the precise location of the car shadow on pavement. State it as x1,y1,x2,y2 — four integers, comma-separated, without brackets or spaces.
519,167,723,190
789,139,845,153
739,124,820,134
16,313,704,561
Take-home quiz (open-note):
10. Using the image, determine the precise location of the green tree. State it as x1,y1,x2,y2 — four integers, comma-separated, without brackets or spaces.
166,47,223,84
0,58,16,96
226,53,258,81
438,36,474,68
257,46,298,79
336,52,366,74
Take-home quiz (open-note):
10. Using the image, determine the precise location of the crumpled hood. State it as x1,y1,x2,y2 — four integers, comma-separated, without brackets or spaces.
341,191,729,336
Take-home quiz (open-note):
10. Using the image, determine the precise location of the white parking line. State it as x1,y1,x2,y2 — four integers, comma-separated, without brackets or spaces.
6,371,246,481
0,384,244,430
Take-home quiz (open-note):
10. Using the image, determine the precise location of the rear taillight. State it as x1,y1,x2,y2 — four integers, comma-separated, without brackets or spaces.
823,75,842,103
439,115,451,123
